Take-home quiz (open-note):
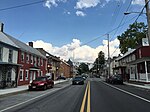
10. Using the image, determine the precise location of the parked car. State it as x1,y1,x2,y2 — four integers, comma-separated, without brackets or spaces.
56,76,66,80
110,75,123,84
28,76,54,90
72,76,84,85
105,76,113,83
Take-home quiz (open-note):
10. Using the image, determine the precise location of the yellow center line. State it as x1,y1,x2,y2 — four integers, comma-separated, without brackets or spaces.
87,81,90,112
80,81,89,112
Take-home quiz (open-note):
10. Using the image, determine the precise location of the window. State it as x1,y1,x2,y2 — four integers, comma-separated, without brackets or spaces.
0,47,2,61
38,57,40,66
41,59,43,66
26,54,29,63
34,56,37,65
8,49,13,63
40,71,43,76
21,52,24,62
31,55,33,64
19,69,24,81
7,69,12,82
25,70,29,80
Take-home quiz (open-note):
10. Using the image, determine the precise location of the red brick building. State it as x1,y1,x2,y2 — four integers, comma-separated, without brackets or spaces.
59,60,71,78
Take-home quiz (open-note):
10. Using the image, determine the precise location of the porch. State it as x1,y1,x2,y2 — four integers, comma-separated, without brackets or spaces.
129,60,150,83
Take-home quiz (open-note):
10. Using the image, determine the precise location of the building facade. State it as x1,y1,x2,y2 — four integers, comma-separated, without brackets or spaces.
0,23,47,87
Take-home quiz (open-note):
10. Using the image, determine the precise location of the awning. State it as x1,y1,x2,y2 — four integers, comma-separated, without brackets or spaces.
0,62,22,66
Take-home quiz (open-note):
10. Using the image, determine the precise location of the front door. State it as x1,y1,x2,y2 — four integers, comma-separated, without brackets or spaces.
30,71,33,83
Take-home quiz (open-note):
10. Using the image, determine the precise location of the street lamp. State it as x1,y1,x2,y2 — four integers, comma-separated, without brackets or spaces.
124,12,146,15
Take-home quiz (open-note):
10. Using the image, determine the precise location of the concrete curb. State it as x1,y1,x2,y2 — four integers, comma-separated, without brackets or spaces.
124,82,150,90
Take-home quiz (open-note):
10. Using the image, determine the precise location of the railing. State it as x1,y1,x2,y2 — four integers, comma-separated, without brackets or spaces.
139,73,147,81
148,73,150,81
130,74,135,80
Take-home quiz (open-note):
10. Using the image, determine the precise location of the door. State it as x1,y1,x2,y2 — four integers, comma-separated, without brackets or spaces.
30,71,33,83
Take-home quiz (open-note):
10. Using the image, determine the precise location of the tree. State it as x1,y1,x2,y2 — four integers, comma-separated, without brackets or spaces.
77,63,89,75
118,22,147,54
91,51,105,74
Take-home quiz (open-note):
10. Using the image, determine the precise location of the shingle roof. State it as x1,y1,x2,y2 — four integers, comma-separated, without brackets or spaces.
117,49,136,61
0,32,19,48
0,32,46,59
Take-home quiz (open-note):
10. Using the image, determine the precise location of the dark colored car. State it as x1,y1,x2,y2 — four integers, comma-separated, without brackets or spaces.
28,76,54,90
105,76,113,83
110,75,123,84
56,76,66,80
72,76,84,85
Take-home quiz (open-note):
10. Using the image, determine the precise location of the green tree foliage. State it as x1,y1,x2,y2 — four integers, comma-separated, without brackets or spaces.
77,63,89,75
91,51,105,73
118,22,147,54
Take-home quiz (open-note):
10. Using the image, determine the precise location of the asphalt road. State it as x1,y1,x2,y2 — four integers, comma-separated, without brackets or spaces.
0,78,150,112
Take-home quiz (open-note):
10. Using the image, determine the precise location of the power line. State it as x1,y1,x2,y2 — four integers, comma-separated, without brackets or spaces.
0,0,44,12
110,0,150,57
110,0,133,41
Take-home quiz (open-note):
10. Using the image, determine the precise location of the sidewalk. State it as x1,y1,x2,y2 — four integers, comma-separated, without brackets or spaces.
0,79,69,96
124,82,150,90
100,76,150,90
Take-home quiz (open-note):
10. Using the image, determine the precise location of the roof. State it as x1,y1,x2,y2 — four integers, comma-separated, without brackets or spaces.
2,32,46,59
117,49,136,61
0,32,19,48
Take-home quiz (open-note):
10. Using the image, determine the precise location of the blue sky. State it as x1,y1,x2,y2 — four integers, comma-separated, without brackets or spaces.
0,0,147,62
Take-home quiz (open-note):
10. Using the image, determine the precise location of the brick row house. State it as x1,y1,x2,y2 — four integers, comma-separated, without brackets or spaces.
60,60,71,78
0,23,47,88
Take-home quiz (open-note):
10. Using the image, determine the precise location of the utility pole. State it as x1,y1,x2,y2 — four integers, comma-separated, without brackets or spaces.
145,0,150,45
107,34,110,77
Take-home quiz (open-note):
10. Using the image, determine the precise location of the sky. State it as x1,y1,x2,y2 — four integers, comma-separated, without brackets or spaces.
0,0,147,63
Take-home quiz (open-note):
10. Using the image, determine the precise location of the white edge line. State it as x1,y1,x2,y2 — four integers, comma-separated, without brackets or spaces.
0,85,68,112
101,81,150,103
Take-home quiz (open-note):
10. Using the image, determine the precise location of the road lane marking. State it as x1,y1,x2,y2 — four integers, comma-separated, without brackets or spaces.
101,81,150,103
87,81,90,112
0,85,69,112
80,82,89,112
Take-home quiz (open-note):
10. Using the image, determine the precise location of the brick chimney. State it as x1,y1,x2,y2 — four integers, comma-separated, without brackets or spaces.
29,42,33,47
0,23,4,32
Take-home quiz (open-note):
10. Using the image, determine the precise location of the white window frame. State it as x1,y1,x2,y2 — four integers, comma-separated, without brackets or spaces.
0,47,3,61
38,57,40,66
19,69,24,81
40,71,43,76
34,56,37,65
26,54,29,63
31,55,33,64
21,52,24,62
8,49,13,63
41,59,43,66
25,70,29,81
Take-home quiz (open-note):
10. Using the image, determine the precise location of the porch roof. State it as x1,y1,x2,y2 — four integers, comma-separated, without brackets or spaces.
128,57,150,65
0,62,22,66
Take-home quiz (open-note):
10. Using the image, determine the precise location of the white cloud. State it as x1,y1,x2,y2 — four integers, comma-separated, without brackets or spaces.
131,0,145,5
44,0,67,9
75,0,101,9
76,10,86,16
32,38,120,63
